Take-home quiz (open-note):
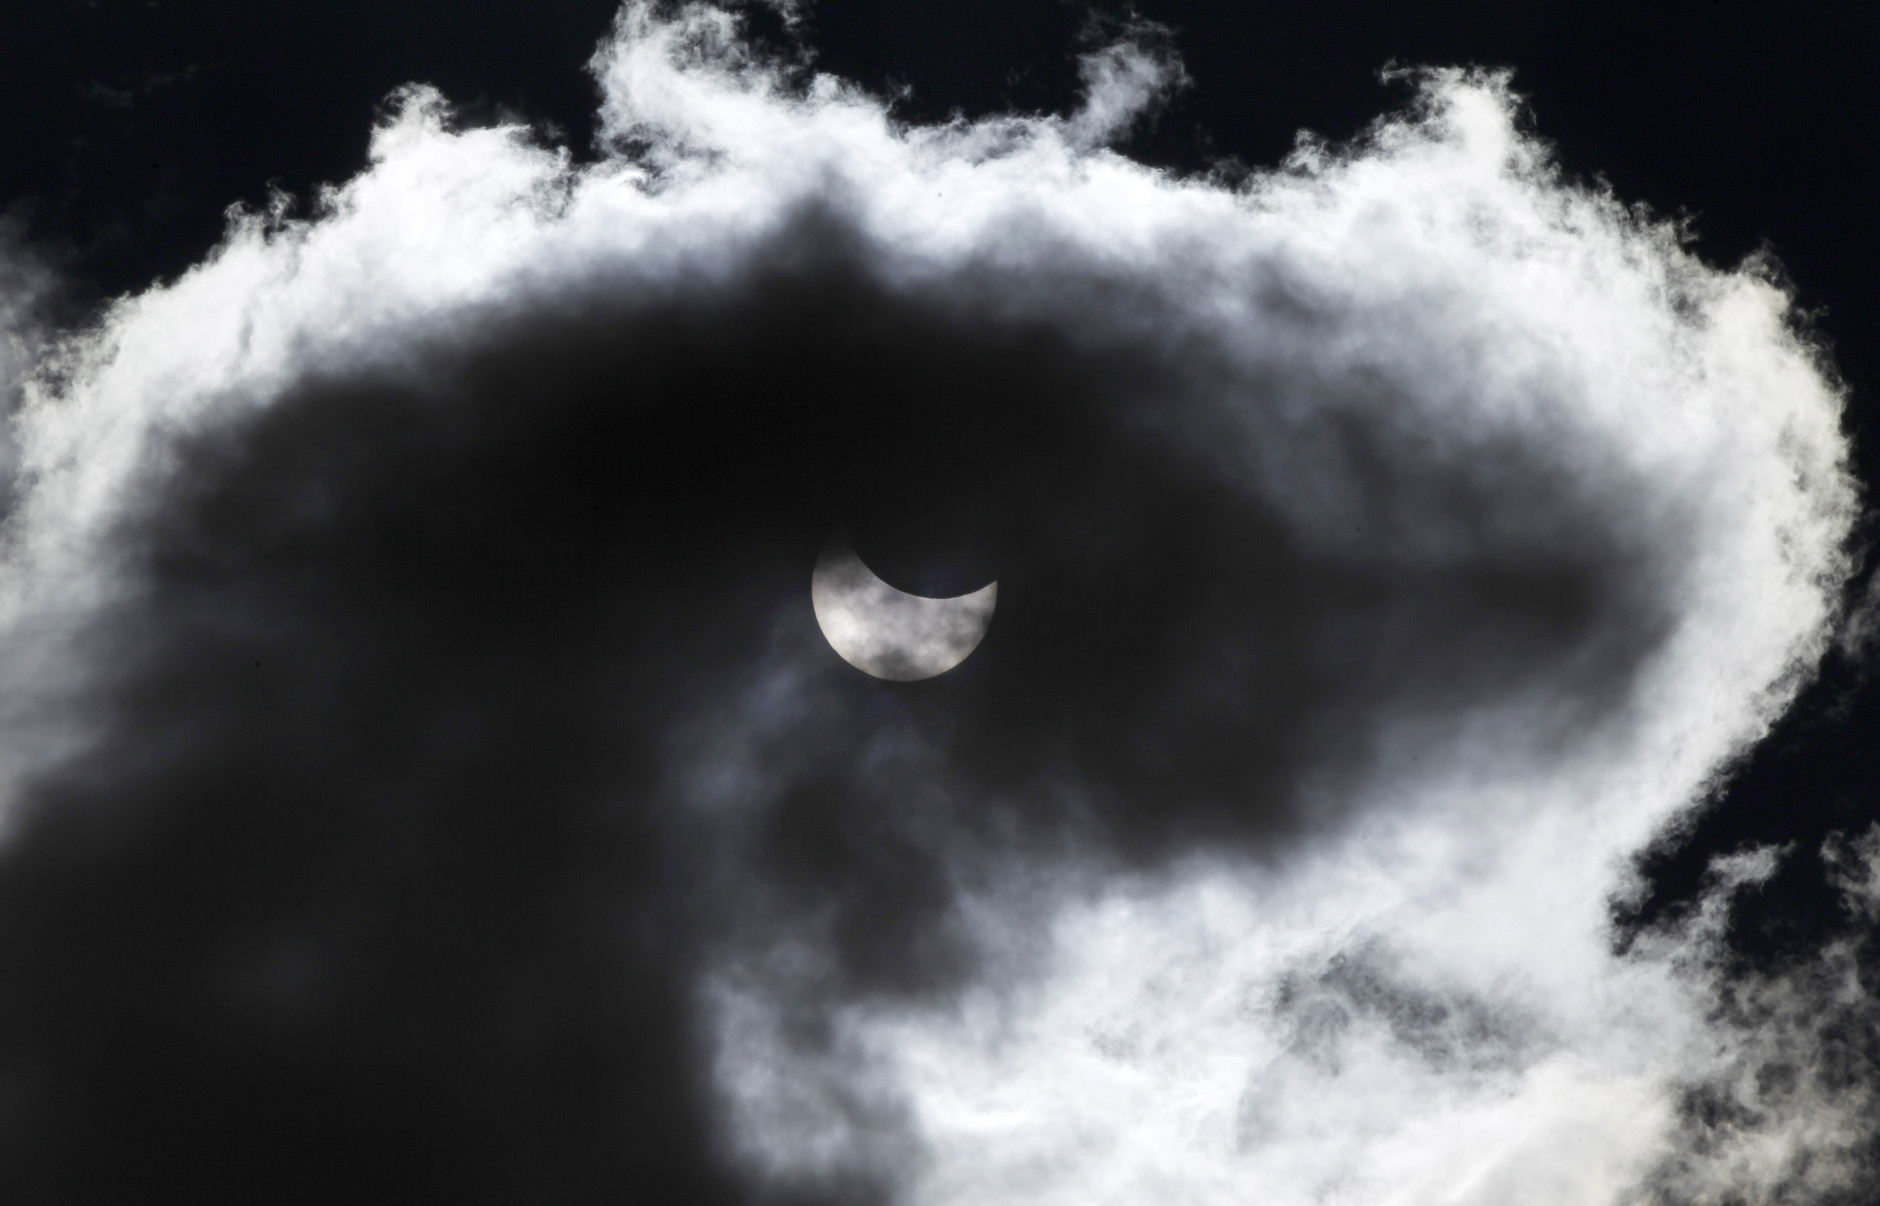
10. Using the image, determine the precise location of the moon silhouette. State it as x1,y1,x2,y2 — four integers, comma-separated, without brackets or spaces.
811,531,997,681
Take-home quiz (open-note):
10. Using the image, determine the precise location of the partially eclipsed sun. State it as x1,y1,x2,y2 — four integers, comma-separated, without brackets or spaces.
810,531,997,681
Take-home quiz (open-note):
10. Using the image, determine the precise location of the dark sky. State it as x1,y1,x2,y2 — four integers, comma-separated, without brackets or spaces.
9,2,1877,366
1,3,1876,1204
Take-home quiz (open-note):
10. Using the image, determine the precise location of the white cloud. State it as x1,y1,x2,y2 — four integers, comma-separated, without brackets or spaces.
0,5,1866,1204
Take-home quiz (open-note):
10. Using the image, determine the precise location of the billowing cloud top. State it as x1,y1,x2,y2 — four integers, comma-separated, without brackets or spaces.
0,5,1870,1204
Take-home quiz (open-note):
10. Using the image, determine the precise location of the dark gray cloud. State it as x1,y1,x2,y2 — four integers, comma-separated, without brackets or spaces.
0,5,1864,1204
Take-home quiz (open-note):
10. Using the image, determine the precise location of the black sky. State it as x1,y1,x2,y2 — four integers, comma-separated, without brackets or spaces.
9,2,1878,388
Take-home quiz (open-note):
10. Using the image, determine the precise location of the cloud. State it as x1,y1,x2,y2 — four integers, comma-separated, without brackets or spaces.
1063,14,1188,148
0,4,1866,1204
1630,838,1880,1205
0,216,54,517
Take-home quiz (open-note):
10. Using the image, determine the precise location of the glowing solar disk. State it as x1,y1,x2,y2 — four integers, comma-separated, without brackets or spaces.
810,530,996,681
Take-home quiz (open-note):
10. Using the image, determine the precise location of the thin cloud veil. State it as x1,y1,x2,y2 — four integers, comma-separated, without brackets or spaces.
0,4,1870,1205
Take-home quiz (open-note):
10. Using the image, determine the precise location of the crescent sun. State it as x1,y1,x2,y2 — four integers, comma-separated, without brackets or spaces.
811,530,997,681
